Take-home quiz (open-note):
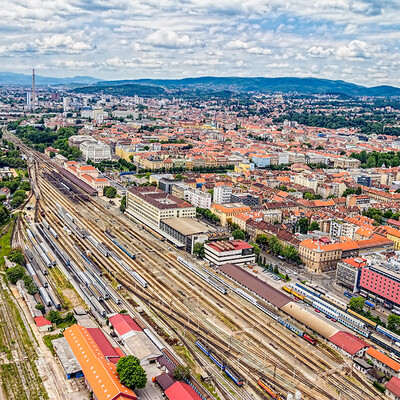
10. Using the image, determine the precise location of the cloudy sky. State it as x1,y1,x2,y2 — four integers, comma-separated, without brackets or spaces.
1,0,400,86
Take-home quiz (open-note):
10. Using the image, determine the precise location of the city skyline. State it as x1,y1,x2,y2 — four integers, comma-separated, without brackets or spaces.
1,0,399,86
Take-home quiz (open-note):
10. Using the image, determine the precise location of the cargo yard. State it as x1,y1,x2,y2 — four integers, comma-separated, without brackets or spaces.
1,129,391,400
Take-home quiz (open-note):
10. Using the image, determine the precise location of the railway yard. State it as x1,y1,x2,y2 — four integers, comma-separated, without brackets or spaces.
1,129,393,400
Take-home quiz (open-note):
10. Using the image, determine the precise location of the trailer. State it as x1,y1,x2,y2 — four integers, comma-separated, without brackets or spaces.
49,228,58,239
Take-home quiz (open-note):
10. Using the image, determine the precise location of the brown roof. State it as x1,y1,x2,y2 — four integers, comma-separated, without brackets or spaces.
219,263,291,308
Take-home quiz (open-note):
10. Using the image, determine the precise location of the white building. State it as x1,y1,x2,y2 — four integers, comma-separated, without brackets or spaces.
330,220,357,240
126,186,196,228
204,240,255,267
213,185,232,204
80,141,111,162
186,189,211,209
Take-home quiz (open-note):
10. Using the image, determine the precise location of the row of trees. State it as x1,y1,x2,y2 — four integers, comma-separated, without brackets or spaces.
351,150,400,168
196,207,220,223
256,234,302,264
6,259,38,295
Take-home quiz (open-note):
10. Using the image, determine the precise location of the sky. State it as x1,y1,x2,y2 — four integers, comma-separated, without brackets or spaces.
1,0,400,86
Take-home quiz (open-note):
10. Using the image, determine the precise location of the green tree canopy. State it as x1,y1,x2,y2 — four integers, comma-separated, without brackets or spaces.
193,242,205,258
120,196,126,212
232,229,245,240
8,248,24,264
5,264,25,284
388,314,400,333
256,234,268,245
173,365,191,381
348,297,365,313
116,356,147,390
104,186,117,198
297,217,309,234
309,221,320,232
19,181,31,191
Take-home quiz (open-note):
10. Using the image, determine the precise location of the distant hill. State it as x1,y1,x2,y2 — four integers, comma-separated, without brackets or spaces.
0,71,100,86
74,83,165,97
74,76,400,97
0,71,399,97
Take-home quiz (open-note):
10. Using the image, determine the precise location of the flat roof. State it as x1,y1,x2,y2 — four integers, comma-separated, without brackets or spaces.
161,218,214,236
207,240,252,253
53,337,82,375
219,263,291,308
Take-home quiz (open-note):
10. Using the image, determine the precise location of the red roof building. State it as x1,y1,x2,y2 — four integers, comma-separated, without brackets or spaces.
386,376,400,398
204,240,255,267
34,316,52,332
109,314,142,338
64,324,137,400
329,331,369,359
164,381,202,400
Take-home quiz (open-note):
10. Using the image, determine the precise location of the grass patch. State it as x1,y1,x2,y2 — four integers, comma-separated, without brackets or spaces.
43,333,63,356
0,220,15,266
197,376,222,400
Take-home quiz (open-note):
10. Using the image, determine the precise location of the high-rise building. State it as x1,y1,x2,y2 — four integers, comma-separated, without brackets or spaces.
213,185,232,204
26,92,32,106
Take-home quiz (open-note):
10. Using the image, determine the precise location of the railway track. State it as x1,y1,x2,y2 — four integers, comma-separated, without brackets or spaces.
17,139,385,400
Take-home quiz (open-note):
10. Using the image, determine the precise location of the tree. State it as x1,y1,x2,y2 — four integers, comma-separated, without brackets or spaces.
116,356,147,390
348,297,365,313
104,186,117,198
268,236,282,255
23,275,38,295
19,181,31,191
309,221,320,232
273,266,279,274
8,248,24,264
256,234,268,246
249,242,260,256
13,190,27,200
388,314,400,333
193,242,205,258
35,304,45,313
297,218,309,234
47,310,63,325
384,210,394,219
173,365,191,381
232,229,245,240
120,196,126,212
5,264,25,284
10,196,25,208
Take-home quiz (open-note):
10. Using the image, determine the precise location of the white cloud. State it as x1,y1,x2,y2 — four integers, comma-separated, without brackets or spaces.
335,40,371,58
34,34,93,54
307,46,334,58
146,30,199,48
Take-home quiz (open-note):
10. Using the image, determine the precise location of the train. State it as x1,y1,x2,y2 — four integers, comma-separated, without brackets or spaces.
258,378,284,399
234,288,258,305
109,238,135,259
195,339,244,386
365,301,376,310
177,256,229,295
377,325,400,344
344,291,356,299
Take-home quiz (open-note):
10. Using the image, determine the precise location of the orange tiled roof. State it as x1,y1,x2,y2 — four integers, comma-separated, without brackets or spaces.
367,347,400,372
64,325,137,400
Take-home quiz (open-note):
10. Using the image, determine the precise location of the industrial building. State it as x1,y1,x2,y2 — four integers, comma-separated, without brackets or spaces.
159,217,227,253
53,337,83,379
204,240,255,267
108,314,162,365
64,324,137,400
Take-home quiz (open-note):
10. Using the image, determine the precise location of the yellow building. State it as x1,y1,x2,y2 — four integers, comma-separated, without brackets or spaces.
386,227,400,251
115,145,136,161
211,203,252,226
234,160,253,173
